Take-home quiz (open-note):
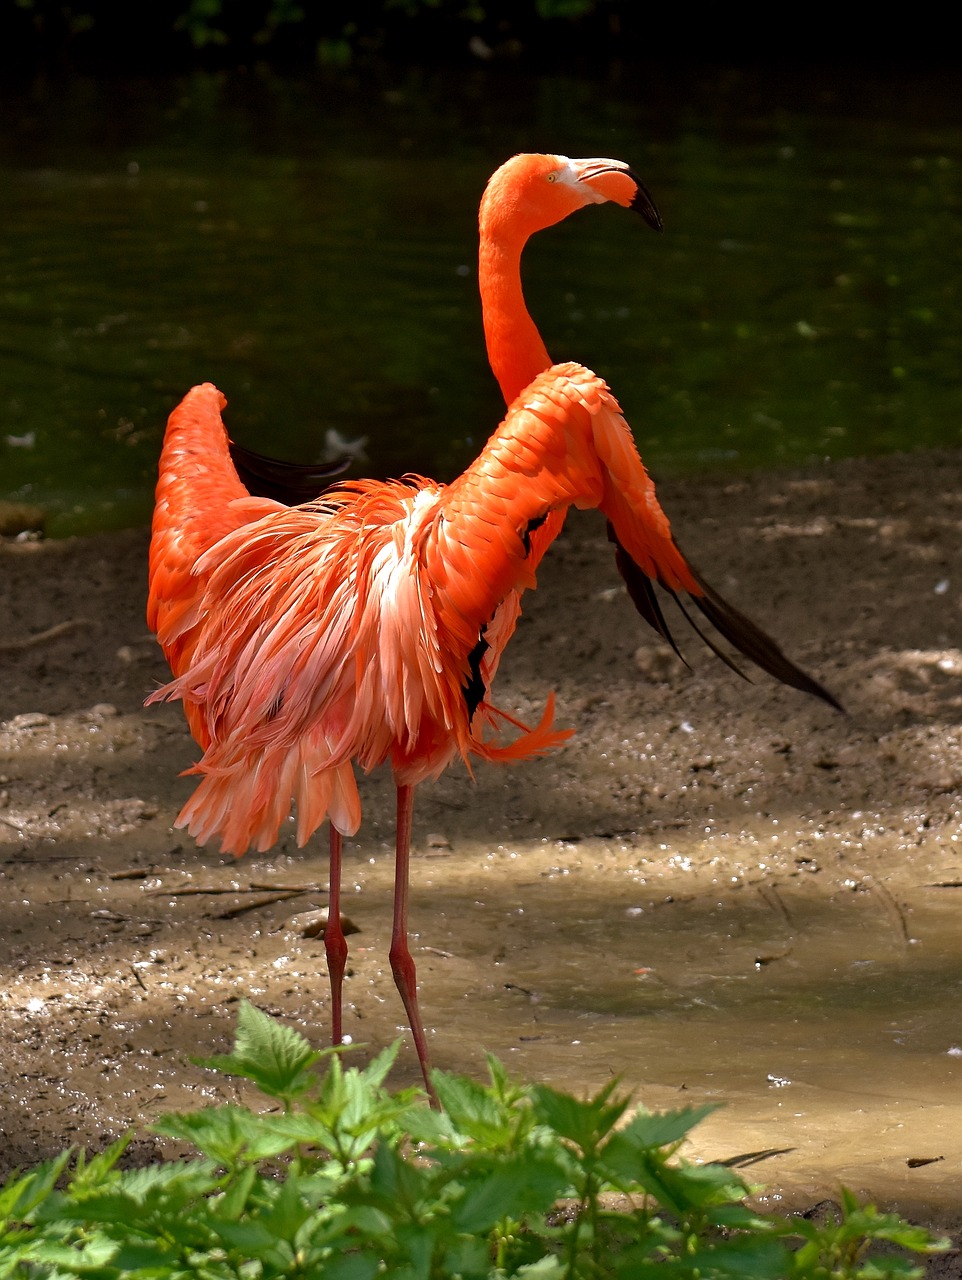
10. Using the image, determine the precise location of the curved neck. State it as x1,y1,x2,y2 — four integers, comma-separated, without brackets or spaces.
479,233,552,406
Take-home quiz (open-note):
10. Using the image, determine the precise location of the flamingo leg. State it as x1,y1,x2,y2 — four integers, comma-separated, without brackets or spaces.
389,783,438,1105
324,824,348,1047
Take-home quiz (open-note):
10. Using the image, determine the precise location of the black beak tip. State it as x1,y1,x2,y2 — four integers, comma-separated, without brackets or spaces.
631,189,663,231
626,169,663,231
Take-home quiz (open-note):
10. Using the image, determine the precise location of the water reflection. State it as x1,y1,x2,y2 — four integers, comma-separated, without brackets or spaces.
1,63,960,535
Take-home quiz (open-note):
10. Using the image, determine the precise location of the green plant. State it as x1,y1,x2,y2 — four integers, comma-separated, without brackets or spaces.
0,1001,948,1278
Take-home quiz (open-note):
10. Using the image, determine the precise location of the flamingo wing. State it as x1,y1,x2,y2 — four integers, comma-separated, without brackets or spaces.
147,384,285,662
429,361,840,711
585,375,842,709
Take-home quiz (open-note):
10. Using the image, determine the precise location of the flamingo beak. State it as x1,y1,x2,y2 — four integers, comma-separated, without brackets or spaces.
626,173,663,231
576,161,663,232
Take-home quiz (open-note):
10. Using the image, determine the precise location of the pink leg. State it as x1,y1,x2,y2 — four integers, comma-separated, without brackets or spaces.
325,824,348,1047
389,784,438,1105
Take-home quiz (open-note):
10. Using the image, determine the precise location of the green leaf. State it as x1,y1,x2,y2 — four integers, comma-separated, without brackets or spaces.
321,1252,384,1280
517,1257,567,1279
450,1155,566,1234
25,1231,122,1270
275,1042,414,1168
274,1172,320,1238
608,1103,720,1152
402,1102,466,1148
366,1142,433,1215
645,1233,792,1279
193,998,324,1102
531,1079,630,1154
34,1159,221,1238
154,1103,301,1165
69,1132,133,1192
361,1040,403,1092
431,1068,520,1143
110,1238,183,1271
215,1215,291,1261
0,1151,72,1224
440,1233,494,1277
214,1163,259,1222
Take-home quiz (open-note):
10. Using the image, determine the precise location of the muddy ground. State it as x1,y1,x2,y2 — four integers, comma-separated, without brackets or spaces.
1,448,961,1256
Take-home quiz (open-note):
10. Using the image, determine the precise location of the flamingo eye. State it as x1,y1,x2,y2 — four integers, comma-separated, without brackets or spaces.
547,172,558,183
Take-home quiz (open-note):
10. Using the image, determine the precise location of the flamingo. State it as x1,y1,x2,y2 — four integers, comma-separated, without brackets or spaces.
147,153,839,1096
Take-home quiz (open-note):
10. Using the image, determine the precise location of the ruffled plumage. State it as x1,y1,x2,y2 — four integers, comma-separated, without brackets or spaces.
148,373,615,852
148,357,837,857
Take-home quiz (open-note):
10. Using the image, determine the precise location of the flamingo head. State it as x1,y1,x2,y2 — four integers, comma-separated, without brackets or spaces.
479,152,662,242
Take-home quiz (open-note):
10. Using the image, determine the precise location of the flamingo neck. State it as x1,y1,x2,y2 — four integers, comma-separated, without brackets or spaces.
479,232,552,406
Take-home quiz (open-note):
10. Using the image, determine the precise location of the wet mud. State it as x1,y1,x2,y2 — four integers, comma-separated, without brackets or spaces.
2,449,962,1250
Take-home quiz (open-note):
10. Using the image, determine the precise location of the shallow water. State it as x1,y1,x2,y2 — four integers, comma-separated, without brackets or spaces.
1,61,961,534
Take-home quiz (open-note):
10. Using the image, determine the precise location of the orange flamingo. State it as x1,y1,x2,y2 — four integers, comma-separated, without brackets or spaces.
147,153,839,1094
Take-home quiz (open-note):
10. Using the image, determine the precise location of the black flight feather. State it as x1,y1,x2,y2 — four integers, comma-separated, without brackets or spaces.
464,633,490,721
521,511,550,557
607,523,842,712
686,568,843,710
228,440,352,505
609,525,689,666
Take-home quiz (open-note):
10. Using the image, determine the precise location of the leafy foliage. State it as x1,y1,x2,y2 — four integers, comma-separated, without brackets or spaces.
0,1000,948,1278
